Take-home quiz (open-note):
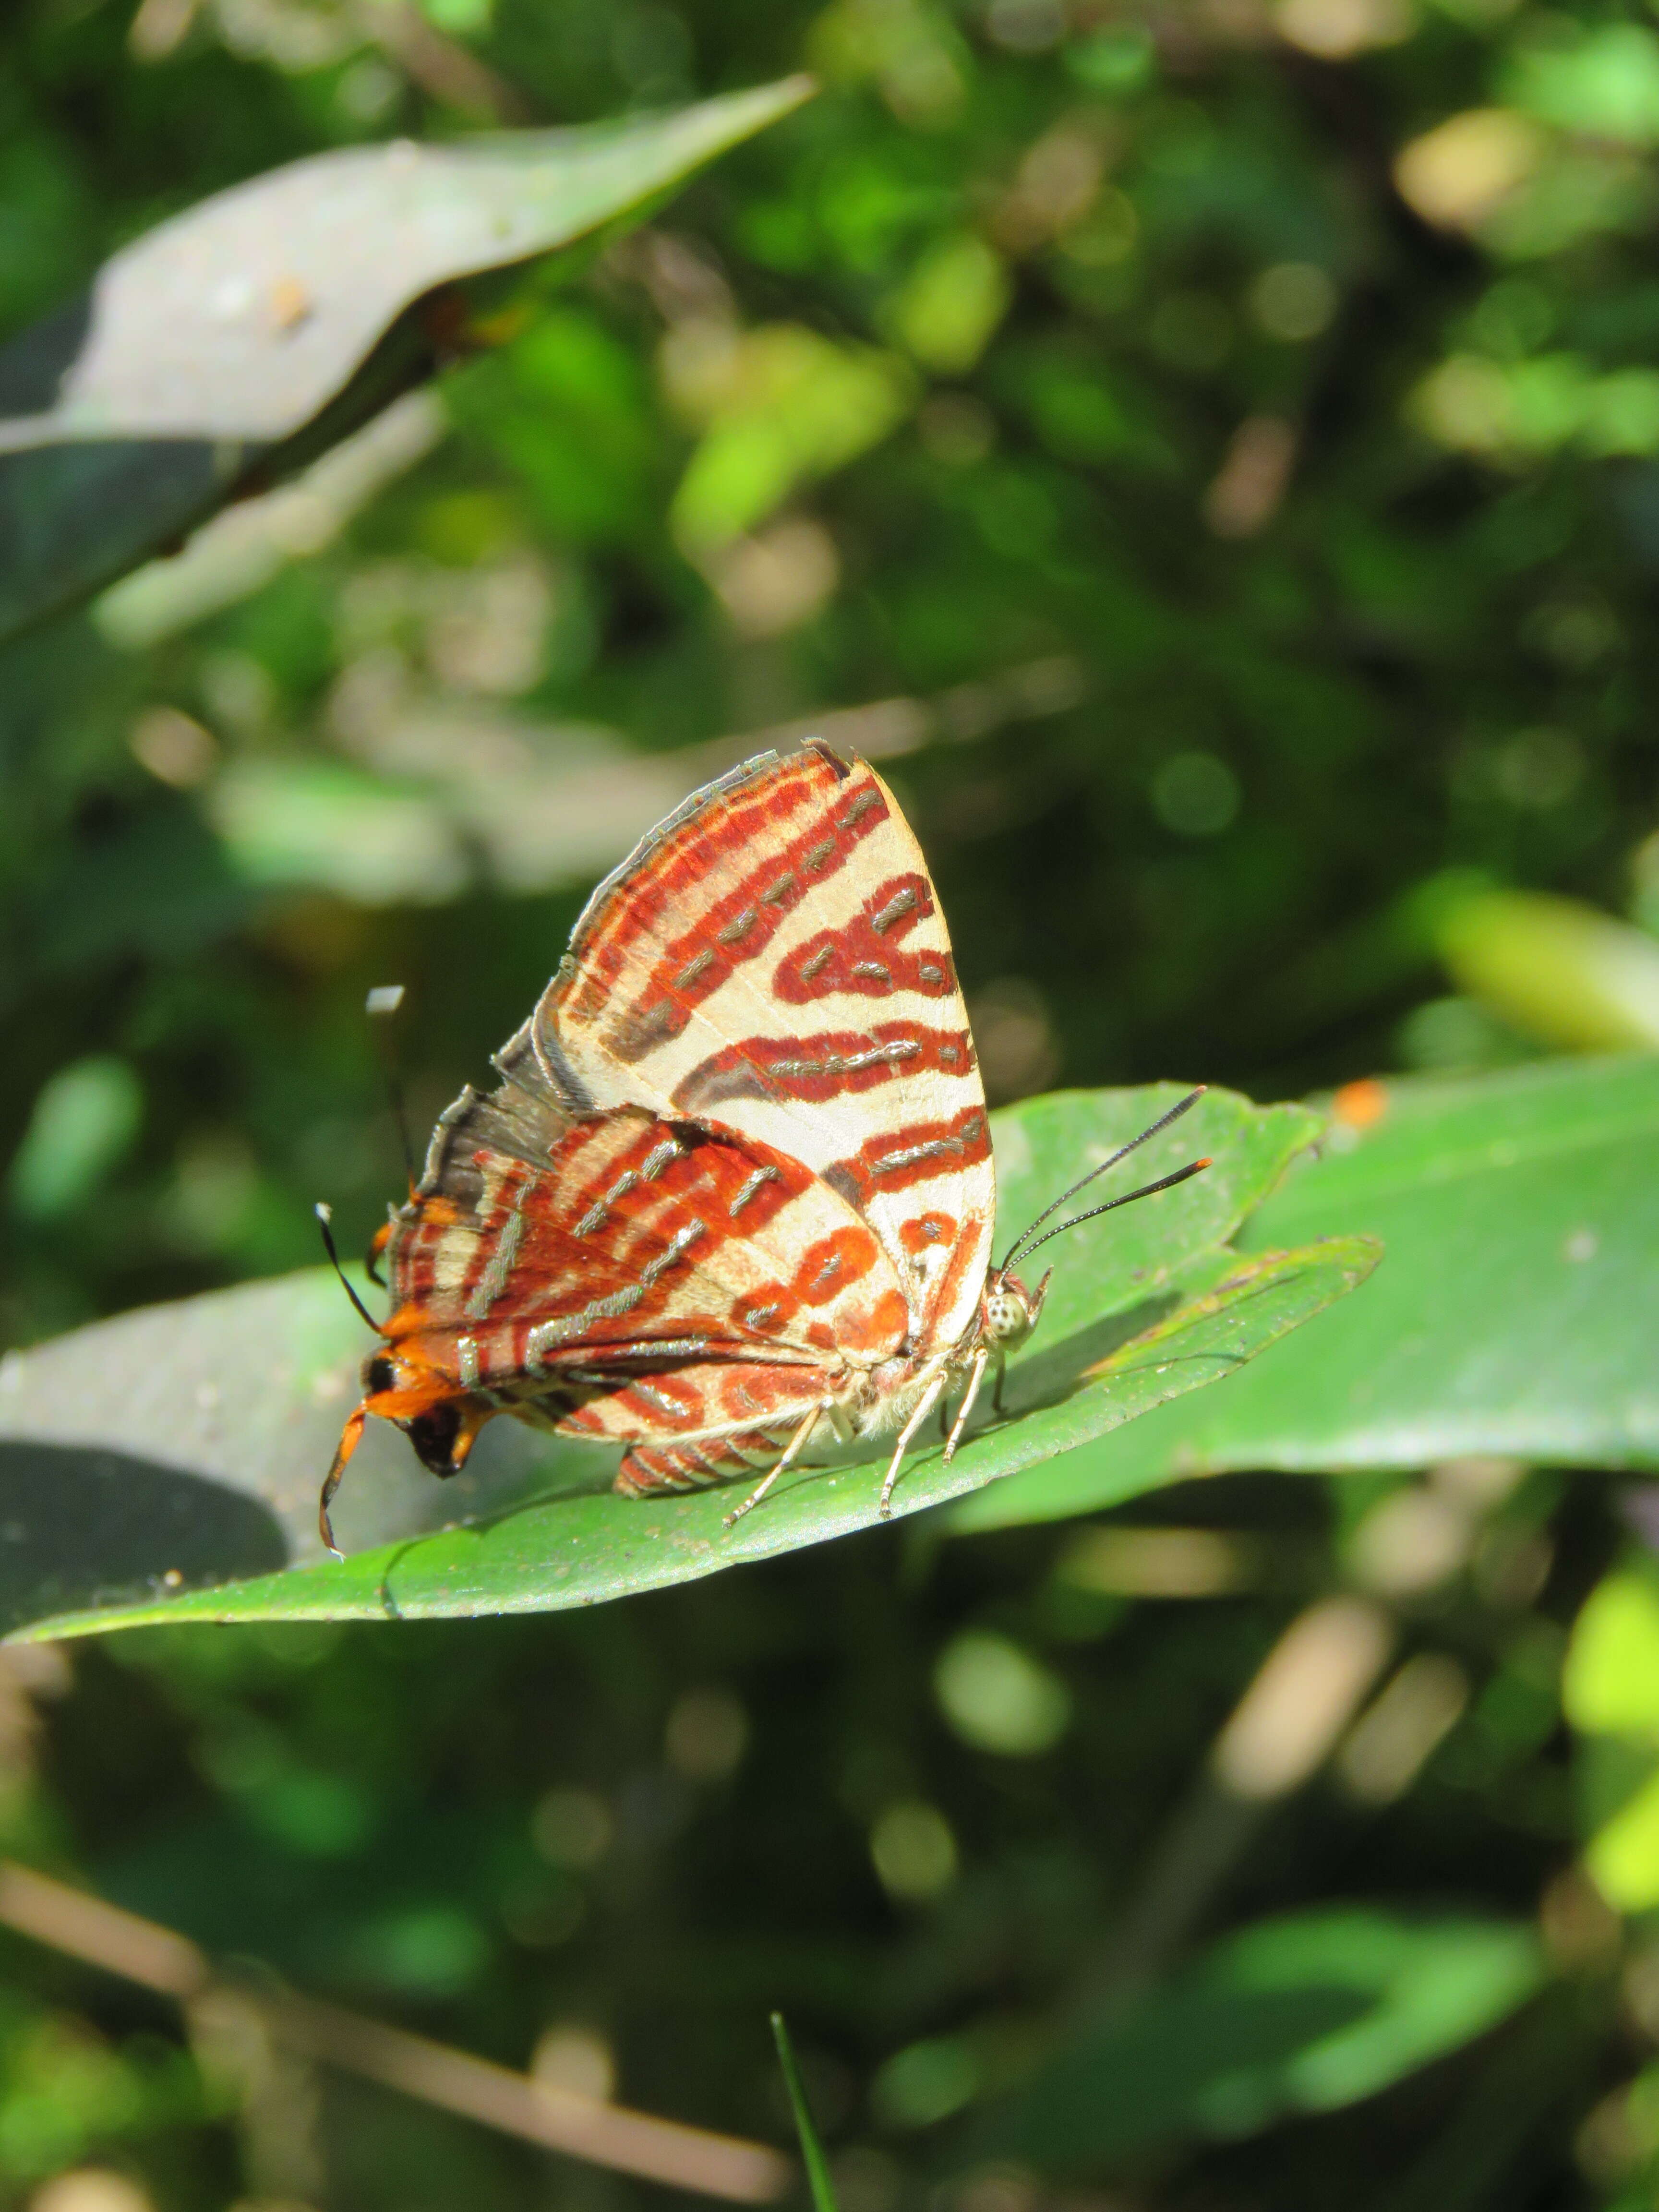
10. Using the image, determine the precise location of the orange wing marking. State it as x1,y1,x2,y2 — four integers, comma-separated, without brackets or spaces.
772,874,950,1004
826,1107,991,1207
674,1021,972,1112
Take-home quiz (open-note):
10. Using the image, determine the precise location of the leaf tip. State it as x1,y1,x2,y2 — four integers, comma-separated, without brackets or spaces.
770,2010,839,2212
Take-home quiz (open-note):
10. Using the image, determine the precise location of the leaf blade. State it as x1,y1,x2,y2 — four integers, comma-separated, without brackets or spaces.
770,2014,838,2212
0,77,814,642
953,1055,1659,1534
3,82,815,452
967,1909,1547,2170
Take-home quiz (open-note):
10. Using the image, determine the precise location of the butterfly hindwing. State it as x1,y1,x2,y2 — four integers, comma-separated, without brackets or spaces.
387,1083,906,1382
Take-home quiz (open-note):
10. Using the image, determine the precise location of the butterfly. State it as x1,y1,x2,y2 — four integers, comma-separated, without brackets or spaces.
319,742,1207,1554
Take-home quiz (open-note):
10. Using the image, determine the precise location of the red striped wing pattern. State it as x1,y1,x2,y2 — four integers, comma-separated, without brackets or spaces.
545,743,994,1351
325,742,996,1534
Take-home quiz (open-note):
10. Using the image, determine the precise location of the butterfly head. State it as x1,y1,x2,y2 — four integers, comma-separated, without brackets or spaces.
360,1346,484,1480
979,1265,1050,1353
320,1335,492,1557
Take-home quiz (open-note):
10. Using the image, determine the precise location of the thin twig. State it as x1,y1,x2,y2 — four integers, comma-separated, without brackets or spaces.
729,654,1088,769
357,0,530,122
0,1860,790,2204
0,1861,208,1997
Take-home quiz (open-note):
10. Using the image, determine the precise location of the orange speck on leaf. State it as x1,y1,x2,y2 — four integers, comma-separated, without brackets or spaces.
1332,1078,1389,1130
269,275,313,332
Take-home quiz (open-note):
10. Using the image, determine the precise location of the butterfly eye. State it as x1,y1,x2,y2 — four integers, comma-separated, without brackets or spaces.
984,1284,1037,1346
364,1354,396,1396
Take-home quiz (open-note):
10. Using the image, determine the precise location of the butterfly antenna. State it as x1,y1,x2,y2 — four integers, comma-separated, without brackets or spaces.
366,983,417,1193
1009,1157,1212,1266
315,1202,382,1333
1000,1085,1207,1273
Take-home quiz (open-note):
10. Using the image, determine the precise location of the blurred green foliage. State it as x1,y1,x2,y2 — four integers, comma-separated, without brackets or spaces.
6,0,1659,2206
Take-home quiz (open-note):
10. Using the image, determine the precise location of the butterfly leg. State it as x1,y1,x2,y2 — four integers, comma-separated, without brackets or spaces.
992,1349,1009,1418
879,1363,952,1519
942,1348,990,1464
723,1403,827,1529
318,1406,367,1560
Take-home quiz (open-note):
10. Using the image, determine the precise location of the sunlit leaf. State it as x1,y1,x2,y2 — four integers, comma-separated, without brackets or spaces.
1565,1565,1659,1911
1564,1571,1659,1739
1504,25,1659,148
954,1056,1659,1535
1583,1766,1659,1912
933,1630,1070,1755
206,759,468,907
669,325,914,553
7,1056,143,1222
1434,889,1659,1052
884,233,1010,374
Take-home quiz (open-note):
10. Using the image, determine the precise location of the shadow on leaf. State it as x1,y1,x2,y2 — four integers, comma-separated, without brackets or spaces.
1005,1292,1185,1419
0,1443,289,1635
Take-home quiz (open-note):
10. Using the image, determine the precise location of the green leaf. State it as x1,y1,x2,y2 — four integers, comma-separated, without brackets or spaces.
1504,24,1659,148
969,1910,1547,2169
1563,1566,1659,1912
6,1055,144,1222
0,77,814,643
770,2015,838,2212
1563,1570,1659,1739
205,758,468,908
1582,1763,1659,1912
0,1084,1370,1636
934,1630,1071,1755
883,233,1011,374
952,1055,1659,1534
669,325,914,555
1432,887,1659,1052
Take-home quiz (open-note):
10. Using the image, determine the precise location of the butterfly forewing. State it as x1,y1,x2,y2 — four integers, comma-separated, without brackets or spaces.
537,744,995,1353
